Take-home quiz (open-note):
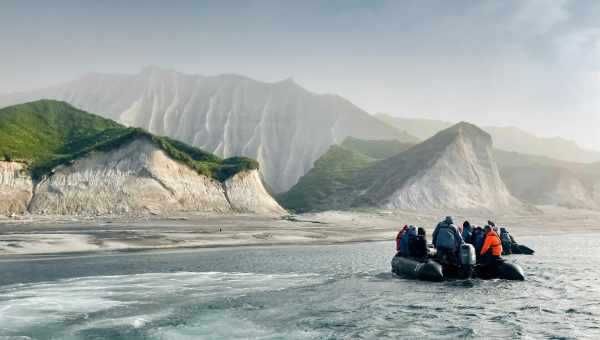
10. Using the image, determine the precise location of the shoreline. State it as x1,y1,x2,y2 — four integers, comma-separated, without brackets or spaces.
1,207,600,257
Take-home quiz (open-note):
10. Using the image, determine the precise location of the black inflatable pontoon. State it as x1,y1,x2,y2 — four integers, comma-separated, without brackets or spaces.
476,258,525,280
510,243,535,255
391,256,444,282
391,255,525,281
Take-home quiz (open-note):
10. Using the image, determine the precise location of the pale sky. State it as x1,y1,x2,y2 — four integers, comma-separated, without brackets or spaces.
1,0,599,149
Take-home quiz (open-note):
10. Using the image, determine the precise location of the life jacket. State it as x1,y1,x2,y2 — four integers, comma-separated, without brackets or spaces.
481,231,502,256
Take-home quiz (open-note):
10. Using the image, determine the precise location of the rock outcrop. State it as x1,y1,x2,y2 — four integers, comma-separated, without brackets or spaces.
3,138,285,216
224,170,287,215
0,161,33,215
283,122,524,212
0,67,414,193
372,123,520,211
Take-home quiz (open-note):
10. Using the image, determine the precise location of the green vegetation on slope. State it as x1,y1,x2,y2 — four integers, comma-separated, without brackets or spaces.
279,137,414,212
278,145,375,212
341,137,414,159
0,100,258,181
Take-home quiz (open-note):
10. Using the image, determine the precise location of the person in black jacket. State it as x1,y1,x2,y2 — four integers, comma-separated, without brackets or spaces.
409,227,429,260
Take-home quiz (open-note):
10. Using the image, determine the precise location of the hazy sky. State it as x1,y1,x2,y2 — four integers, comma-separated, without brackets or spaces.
1,0,600,148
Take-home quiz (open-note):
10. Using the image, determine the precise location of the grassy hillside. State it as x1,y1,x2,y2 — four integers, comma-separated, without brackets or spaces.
340,137,413,159
0,100,257,181
278,145,375,212
279,137,414,212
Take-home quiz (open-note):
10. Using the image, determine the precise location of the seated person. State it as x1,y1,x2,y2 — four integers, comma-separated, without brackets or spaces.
409,227,429,260
432,216,464,265
480,225,503,266
499,227,515,255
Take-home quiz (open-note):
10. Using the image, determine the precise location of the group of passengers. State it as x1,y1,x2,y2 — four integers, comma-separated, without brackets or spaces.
395,216,516,267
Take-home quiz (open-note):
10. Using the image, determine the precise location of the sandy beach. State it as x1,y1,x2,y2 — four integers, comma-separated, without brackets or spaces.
1,206,599,256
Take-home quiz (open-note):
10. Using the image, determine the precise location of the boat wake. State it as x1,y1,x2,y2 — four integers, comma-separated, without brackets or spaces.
0,271,324,339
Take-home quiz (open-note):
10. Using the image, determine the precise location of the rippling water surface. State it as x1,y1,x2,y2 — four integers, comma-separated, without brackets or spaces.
0,234,599,339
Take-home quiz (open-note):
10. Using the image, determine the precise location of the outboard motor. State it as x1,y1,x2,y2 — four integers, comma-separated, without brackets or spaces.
459,244,476,278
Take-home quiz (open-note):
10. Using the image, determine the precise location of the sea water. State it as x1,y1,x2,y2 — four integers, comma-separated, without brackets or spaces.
0,234,598,339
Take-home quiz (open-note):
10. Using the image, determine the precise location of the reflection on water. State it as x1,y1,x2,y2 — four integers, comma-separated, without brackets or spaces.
0,234,599,339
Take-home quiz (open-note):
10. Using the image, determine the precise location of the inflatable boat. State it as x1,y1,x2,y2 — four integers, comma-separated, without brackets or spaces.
391,244,525,281
391,255,525,281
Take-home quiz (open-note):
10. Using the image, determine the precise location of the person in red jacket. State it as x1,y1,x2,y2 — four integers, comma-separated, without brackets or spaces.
396,225,408,254
480,225,503,266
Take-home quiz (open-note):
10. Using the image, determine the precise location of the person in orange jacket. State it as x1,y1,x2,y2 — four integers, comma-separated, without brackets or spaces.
480,225,503,266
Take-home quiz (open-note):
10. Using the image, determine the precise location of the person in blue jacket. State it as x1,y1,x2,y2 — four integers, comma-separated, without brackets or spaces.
462,221,473,245
432,216,464,265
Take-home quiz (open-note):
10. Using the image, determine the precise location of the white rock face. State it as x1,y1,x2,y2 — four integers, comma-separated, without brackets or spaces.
521,174,600,210
384,130,519,211
499,162,600,210
224,170,287,216
542,176,596,209
0,161,33,215
344,122,524,212
0,67,409,193
1,137,284,216
29,138,230,215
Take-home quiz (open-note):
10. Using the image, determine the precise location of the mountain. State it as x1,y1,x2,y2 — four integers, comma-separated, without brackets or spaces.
374,114,453,141
375,113,600,163
280,122,522,212
278,138,412,212
0,67,416,193
0,100,285,216
494,150,600,209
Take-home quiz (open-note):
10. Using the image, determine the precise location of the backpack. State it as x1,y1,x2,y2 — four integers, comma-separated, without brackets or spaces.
435,223,457,250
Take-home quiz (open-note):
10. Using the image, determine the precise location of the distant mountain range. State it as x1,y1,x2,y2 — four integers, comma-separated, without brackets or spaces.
280,122,523,213
3,67,598,212
375,113,600,164
495,150,600,210
0,100,285,216
0,67,415,193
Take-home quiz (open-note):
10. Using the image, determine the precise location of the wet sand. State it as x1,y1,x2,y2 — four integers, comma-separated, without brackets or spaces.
1,206,599,256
